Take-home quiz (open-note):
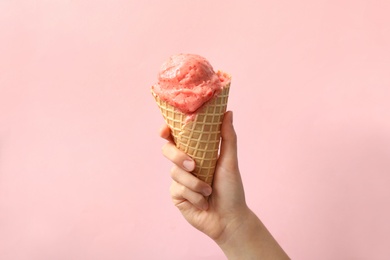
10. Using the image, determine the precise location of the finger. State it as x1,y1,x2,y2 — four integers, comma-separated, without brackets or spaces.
170,165,212,197
170,180,209,210
162,142,195,172
219,111,238,167
159,124,174,142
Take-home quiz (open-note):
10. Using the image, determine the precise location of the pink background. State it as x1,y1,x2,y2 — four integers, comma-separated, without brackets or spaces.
1,1,389,259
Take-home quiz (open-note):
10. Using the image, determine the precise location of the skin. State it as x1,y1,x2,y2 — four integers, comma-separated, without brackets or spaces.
159,111,290,259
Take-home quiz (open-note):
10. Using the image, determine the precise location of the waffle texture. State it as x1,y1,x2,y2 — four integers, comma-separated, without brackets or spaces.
152,82,230,185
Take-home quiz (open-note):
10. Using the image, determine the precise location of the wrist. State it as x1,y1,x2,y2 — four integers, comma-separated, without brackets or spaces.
215,208,260,257
215,208,289,259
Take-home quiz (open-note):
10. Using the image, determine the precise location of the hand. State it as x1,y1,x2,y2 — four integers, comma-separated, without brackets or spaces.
160,111,249,241
159,111,289,259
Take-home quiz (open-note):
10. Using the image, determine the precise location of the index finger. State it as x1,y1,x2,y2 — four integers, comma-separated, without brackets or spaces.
159,124,174,142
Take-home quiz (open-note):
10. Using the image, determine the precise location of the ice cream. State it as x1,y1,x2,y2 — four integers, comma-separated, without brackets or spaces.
151,53,231,186
152,53,230,114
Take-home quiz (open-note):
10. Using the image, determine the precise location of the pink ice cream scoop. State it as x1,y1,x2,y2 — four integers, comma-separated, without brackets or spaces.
152,54,230,114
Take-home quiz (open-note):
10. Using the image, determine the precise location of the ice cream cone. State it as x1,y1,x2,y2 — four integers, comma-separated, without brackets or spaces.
152,82,230,186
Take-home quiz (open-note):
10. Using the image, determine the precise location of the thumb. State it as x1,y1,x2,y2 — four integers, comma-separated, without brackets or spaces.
218,111,238,169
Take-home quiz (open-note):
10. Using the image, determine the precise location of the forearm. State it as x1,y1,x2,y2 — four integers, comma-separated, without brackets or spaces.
216,209,289,260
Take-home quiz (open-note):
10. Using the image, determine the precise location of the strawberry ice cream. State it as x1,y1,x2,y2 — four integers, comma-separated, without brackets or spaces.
151,54,230,114
151,53,231,185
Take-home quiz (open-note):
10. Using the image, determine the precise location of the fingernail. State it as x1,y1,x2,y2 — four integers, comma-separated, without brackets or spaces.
202,187,212,196
183,160,195,171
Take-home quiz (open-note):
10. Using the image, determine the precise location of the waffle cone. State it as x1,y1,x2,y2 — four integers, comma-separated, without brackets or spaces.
152,82,230,186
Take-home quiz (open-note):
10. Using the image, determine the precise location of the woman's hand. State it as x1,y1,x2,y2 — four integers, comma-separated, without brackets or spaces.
159,111,289,259
160,111,249,241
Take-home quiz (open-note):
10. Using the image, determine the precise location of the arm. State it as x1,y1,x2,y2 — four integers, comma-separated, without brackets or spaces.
159,111,289,259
